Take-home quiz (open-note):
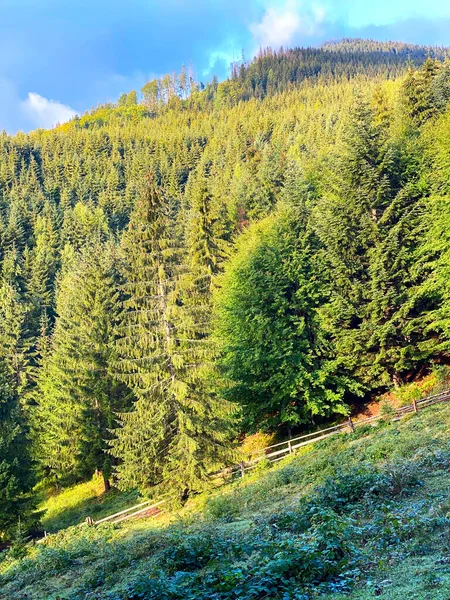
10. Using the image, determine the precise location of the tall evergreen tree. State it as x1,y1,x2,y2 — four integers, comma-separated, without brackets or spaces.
0,247,35,396
111,179,234,498
0,250,37,541
402,58,440,125
0,360,37,542
33,244,129,488
312,102,386,383
412,195,450,358
215,207,358,433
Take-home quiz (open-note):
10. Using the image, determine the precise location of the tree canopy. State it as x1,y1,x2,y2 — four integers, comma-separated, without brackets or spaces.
3,41,450,540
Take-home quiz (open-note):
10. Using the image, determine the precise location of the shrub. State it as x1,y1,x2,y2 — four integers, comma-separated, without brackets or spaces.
239,432,277,461
380,399,396,421
252,457,272,474
205,491,243,521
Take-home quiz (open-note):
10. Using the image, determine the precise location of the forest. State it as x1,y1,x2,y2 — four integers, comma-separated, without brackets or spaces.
3,39,450,545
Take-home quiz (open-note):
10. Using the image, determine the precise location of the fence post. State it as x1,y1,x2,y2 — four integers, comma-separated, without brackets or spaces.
348,417,355,432
413,398,418,413
240,463,245,478
288,440,293,454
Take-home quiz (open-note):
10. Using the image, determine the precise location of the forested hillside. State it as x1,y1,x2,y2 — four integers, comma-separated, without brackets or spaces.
3,41,450,547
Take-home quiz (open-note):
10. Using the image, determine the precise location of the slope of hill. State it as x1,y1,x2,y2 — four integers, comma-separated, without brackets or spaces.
65,38,450,127
2,402,450,599
226,39,450,101
4,41,450,595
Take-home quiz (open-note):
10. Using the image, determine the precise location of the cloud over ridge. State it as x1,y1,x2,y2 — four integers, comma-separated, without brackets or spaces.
249,0,326,50
21,92,76,129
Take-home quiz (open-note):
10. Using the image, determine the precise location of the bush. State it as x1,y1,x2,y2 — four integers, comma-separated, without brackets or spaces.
239,432,277,461
300,461,422,520
380,399,396,421
113,510,362,600
252,457,272,474
206,491,243,521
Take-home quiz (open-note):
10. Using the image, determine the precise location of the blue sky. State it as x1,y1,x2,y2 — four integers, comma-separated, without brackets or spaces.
2,0,450,132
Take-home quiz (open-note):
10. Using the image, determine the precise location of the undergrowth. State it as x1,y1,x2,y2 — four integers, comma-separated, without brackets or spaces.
37,475,142,533
2,403,450,599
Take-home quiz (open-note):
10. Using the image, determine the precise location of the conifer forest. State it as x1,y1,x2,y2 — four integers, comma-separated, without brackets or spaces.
3,40,450,591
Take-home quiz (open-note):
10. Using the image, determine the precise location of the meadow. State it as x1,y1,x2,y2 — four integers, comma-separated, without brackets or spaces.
2,401,450,599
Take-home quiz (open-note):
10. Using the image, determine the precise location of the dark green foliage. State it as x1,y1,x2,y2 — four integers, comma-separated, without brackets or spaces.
311,98,430,388
224,41,450,105
111,181,234,496
0,361,36,542
32,244,130,487
401,57,450,126
431,59,450,110
215,207,357,431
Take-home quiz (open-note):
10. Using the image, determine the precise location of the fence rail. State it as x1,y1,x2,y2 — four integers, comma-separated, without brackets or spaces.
82,498,167,527
83,388,450,527
215,389,450,480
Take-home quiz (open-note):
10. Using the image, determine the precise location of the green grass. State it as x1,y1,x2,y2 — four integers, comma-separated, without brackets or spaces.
37,474,142,533
3,404,450,599
322,552,450,600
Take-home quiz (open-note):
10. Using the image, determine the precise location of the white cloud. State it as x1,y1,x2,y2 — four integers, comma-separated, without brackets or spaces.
203,48,240,77
20,92,77,129
250,0,326,52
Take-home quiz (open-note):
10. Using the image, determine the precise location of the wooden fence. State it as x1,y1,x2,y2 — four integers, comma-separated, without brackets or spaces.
85,498,167,526
219,388,450,480
84,388,450,526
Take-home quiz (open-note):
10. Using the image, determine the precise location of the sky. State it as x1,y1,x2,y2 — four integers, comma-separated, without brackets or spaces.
2,0,450,133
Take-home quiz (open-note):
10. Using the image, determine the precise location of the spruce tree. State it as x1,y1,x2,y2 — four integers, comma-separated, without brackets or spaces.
33,243,129,488
0,251,36,541
402,58,440,126
0,360,36,542
412,195,450,358
111,179,233,498
312,100,413,386
364,180,426,386
0,247,35,396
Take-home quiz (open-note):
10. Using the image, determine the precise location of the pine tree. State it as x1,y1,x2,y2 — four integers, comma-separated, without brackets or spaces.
0,250,36,541
312,100,409,386
0,247,35,396
412,195,450,359
186,176,229,283
402,58,440,125
364,179,426,386
431,59,450,111
25,205,60,335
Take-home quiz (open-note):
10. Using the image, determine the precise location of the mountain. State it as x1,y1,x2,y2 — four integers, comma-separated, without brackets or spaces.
226,39,450,101
2,39,450,582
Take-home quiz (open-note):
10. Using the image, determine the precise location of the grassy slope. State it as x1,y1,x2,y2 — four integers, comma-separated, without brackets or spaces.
3,404,450,599
35,375,448,534
37,476,142,533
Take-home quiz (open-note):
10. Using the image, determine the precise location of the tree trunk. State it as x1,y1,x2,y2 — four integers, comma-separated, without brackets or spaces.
102,472,111,493
180,487,189,504
392,373,402,388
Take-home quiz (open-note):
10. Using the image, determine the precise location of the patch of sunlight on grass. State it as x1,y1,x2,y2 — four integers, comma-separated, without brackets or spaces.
38,474,141,532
